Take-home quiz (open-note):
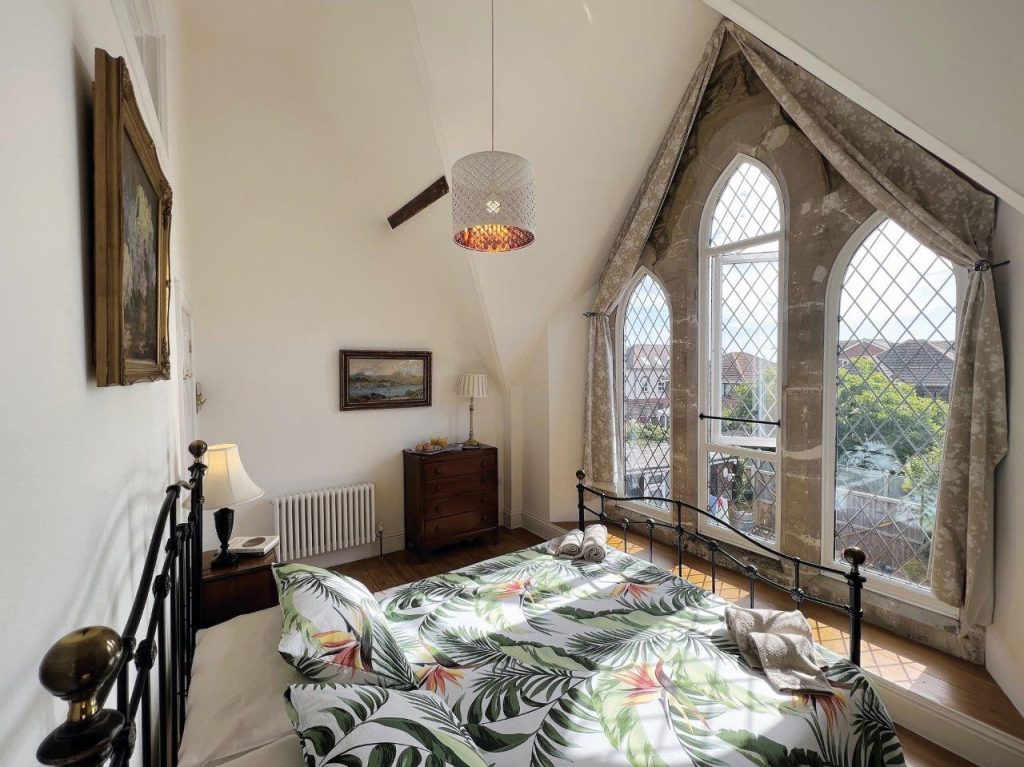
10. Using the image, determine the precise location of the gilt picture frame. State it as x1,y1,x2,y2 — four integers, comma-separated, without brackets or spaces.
340,350,432,411
93,49,172,386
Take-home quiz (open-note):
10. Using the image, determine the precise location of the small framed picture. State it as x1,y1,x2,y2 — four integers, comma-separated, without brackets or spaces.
340,350,432,411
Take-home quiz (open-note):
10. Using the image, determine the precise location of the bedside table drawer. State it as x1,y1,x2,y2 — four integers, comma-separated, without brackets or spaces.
423,508,498,541
423,471,498,499
201,550,279,628
423,491,496,520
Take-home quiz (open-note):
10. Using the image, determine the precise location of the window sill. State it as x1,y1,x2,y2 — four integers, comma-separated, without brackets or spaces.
617,499,675,524
815,563,961,620
695,522,782,562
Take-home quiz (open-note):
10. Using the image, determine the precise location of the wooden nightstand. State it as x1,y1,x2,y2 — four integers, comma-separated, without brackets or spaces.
200,549,279,628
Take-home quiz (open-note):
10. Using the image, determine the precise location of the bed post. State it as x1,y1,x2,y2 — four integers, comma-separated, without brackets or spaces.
576,470,586,530
843,546,867,666
188,440,208,657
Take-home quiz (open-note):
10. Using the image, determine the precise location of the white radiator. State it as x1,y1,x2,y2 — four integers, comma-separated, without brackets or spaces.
273,483,376,560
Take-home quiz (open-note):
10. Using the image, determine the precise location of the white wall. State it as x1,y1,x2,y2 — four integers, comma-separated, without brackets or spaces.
0,1,187,763
177,1,504,553
513,288,595,528
547,289,596,522
989,202,1024,713
704,0,1024,213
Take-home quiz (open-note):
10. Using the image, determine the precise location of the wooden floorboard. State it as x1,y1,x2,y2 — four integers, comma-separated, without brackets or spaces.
332,526,986,766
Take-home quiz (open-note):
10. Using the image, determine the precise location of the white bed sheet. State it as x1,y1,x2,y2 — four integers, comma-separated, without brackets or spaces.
179,608,303,767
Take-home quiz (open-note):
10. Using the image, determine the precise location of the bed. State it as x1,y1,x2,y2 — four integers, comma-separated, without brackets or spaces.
37,449,902,767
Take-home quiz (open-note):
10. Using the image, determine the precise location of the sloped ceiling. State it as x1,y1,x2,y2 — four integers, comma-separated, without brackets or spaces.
408,0,721,384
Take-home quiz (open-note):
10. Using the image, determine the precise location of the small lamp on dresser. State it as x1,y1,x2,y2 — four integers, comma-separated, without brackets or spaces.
203,443,264,568
456,373,488,449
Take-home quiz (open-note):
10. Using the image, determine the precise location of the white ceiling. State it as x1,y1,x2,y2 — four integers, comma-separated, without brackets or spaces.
407,0,721,384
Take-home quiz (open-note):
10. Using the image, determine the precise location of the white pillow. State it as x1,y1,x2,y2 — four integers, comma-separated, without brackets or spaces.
179,608,303,767
273,562,417,689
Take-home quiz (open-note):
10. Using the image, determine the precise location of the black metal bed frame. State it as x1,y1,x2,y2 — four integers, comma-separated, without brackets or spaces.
36,441,208,767
576,469,867,666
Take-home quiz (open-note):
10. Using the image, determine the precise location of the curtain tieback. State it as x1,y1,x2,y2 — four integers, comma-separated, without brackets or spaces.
973,259,1009,272
583,311,611,318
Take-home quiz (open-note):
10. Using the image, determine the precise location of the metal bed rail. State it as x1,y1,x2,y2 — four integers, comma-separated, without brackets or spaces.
37,441,209,767
575,469,867,666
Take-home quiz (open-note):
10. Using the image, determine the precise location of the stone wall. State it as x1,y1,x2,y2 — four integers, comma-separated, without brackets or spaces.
618,49,983,662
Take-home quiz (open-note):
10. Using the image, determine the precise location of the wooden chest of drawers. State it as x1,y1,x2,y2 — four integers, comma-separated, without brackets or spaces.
403,445,499,558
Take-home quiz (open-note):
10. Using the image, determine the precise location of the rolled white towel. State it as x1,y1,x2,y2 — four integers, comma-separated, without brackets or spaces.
581,524,608,562
549,529,583,558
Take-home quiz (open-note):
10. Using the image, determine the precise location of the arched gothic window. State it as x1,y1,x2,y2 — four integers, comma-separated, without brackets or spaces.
699,156,784,544
621,270,671,503
824,215,960,593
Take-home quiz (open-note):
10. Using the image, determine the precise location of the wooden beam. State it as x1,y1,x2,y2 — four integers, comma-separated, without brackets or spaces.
387,176,449,229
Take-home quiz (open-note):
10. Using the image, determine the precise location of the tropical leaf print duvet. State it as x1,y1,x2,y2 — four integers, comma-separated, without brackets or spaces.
377,544,905,767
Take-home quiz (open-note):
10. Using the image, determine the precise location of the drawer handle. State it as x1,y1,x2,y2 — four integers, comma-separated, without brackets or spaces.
481,495,488,503
434,505,441,513
434,484,441,492
480,460,487,468
433,467,442,475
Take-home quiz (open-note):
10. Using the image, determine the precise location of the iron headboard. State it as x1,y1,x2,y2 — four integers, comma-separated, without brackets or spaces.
575,469,867,666
36,440,208,767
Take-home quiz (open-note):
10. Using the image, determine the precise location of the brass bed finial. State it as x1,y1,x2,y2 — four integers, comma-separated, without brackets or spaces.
37,626,125,766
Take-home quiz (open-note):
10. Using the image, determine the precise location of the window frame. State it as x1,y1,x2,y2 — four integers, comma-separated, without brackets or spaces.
615,266,674,520
820,211,964,617
697,154,787,553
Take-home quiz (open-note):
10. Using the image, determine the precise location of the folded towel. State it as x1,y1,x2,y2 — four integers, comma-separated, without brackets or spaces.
747,632,833,695
724,606,825,670
549,529,584,558
581,524,607,562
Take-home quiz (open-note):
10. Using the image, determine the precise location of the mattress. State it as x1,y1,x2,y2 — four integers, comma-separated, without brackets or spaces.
181,543,904,766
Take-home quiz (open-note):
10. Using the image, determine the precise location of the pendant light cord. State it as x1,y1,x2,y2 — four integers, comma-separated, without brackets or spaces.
490,0,495,152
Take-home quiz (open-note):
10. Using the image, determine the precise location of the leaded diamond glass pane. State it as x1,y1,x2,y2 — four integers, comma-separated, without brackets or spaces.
706,451,777,543
833,218,957,587
709,162,781,248
623,274,671,504
718,244,779,442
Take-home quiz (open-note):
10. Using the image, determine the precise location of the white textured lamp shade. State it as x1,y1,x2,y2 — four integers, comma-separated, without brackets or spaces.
456,373,489,398
452,151,536,253
202,443,264,509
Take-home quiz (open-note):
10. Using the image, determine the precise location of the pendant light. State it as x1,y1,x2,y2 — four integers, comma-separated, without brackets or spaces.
451,0,536,252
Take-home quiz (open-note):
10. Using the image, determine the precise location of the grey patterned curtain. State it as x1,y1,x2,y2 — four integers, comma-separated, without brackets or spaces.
583,19,1006,630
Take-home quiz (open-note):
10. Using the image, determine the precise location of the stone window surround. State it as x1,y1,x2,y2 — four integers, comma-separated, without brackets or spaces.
605,54,983,663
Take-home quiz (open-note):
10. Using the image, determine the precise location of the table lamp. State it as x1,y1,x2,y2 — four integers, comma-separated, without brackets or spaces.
203,443,264,568
456,373,488,449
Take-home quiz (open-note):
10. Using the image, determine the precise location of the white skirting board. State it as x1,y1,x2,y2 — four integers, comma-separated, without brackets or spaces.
520,512,568,542
872,675,1024,767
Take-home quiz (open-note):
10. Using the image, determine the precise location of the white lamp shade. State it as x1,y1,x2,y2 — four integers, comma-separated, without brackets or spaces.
202,443,264,509
452,151,536,252
457,373,489,398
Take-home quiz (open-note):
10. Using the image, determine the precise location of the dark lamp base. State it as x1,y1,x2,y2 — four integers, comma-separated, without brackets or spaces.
211,507,239,569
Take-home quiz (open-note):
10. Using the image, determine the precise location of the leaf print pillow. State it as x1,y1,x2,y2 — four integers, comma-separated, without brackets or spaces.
285,683,489,767
273,562,417,690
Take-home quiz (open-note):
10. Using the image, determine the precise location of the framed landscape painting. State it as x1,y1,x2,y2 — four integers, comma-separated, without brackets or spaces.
93,49,172,386
340,350,432,410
